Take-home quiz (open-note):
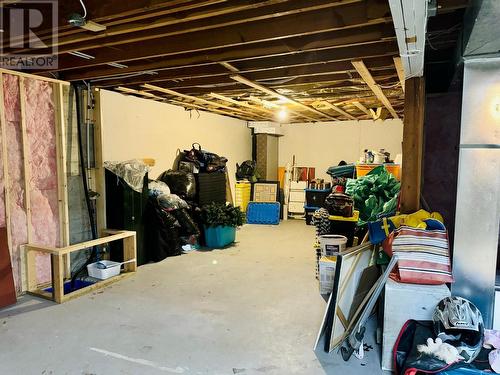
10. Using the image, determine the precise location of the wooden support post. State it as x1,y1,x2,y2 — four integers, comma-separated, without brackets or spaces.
53,83,71,278
19,78,32,242
25,246,37,292
400,77,425,214
123,233,137,273
54,83,70,247
0,73,13,262
51,253,64,303
19,77,33,292
93,88,107,234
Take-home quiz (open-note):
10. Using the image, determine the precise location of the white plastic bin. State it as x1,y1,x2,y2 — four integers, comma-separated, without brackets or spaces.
87,260,121,280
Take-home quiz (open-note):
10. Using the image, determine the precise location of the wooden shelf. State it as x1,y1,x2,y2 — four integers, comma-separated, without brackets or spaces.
25,230,137,303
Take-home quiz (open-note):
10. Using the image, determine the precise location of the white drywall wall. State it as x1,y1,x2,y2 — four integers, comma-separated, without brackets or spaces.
278,119,403,180
99,90,252,194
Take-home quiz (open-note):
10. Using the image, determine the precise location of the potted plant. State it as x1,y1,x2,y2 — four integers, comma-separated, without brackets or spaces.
201,203,246,248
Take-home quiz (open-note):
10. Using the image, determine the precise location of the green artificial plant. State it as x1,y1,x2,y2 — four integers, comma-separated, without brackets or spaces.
201,203,246,228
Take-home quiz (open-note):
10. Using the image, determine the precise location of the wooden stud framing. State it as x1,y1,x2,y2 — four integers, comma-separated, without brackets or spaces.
116,86,165,100
352,101,372,117
18,77,33,292
0,73,13,261
209,92,275,116
143,83,262,119
19,77,32,244
230,74,336,121
53,82,71,278
169,99,254,121
321,101,357,120
351,59,399,119
53,83,70,247
26,230,137,303
400,77,425,214
93,89,107,234
393,56,405,92
0,68,70,294
0,69,69,86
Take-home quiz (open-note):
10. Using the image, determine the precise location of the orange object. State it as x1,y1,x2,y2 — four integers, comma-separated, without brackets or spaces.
278,167,285,189
356,164,401,180
384,164,401,180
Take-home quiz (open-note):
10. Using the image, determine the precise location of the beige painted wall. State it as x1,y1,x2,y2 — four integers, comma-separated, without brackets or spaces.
279,119,404,180
99,89,252,193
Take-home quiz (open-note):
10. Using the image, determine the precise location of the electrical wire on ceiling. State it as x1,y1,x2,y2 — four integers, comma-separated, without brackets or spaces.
426,34,439,51
79,0,87,19
427,23,461,40
257,77,298,85
378,82,402,89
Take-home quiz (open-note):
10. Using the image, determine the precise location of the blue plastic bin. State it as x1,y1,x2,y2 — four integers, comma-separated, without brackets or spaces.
44,279,95,295
204,226,236,248
246,202,280,225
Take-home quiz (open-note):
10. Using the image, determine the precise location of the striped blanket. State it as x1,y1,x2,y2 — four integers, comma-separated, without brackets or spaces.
384,226,453,285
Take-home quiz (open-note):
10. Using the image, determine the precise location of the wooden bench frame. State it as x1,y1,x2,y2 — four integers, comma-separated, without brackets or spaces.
24,230,137,303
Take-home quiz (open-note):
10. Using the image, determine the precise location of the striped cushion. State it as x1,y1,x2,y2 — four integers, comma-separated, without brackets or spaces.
384,226,453,285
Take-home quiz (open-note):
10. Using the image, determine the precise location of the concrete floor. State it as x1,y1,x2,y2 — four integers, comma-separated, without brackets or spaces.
0,220,385,375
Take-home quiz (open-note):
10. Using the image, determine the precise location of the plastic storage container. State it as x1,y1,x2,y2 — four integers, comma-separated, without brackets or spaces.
324,192,354,217
305,205,320,225
328,210,359,247
246,202,280,224
355,164,401,180
87,260,122,280
235,181,251,212
305,188,331,207
318,234,348,256
203,225,236,248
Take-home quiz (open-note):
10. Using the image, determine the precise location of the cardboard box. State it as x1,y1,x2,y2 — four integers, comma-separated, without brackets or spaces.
319,256,337,294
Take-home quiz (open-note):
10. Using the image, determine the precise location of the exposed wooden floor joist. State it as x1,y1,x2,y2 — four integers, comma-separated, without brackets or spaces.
2,0,468,122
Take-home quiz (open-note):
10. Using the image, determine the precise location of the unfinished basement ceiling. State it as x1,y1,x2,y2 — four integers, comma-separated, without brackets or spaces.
5,0,468,122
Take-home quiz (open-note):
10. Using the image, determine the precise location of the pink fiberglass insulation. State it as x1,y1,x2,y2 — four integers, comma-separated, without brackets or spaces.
3,74,27,293
24,78,59,285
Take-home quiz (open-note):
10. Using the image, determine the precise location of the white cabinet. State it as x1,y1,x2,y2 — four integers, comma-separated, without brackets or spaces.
381,279,450,371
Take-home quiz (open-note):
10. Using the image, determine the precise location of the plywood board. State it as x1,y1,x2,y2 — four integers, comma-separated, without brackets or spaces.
329,246,373,350
314,242,375,352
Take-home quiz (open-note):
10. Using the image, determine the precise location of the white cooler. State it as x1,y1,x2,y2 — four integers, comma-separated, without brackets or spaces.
381,278,451,371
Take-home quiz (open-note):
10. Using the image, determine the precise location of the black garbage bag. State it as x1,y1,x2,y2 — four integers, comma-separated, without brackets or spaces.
158,170,196,200
236,160,257,181
144,198,182,262
171,208,200,237
182,143,227,173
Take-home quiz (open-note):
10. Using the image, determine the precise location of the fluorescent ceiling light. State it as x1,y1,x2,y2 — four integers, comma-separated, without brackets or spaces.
68,51,95,60
107,62,128,69
80,20,107,32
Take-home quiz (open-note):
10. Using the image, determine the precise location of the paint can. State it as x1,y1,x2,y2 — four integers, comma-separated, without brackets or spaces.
319,234,347,256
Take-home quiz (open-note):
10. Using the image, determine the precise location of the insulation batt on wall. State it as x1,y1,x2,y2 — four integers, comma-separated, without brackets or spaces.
3,74,27,293
24,78,60,284
1,73,62,292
